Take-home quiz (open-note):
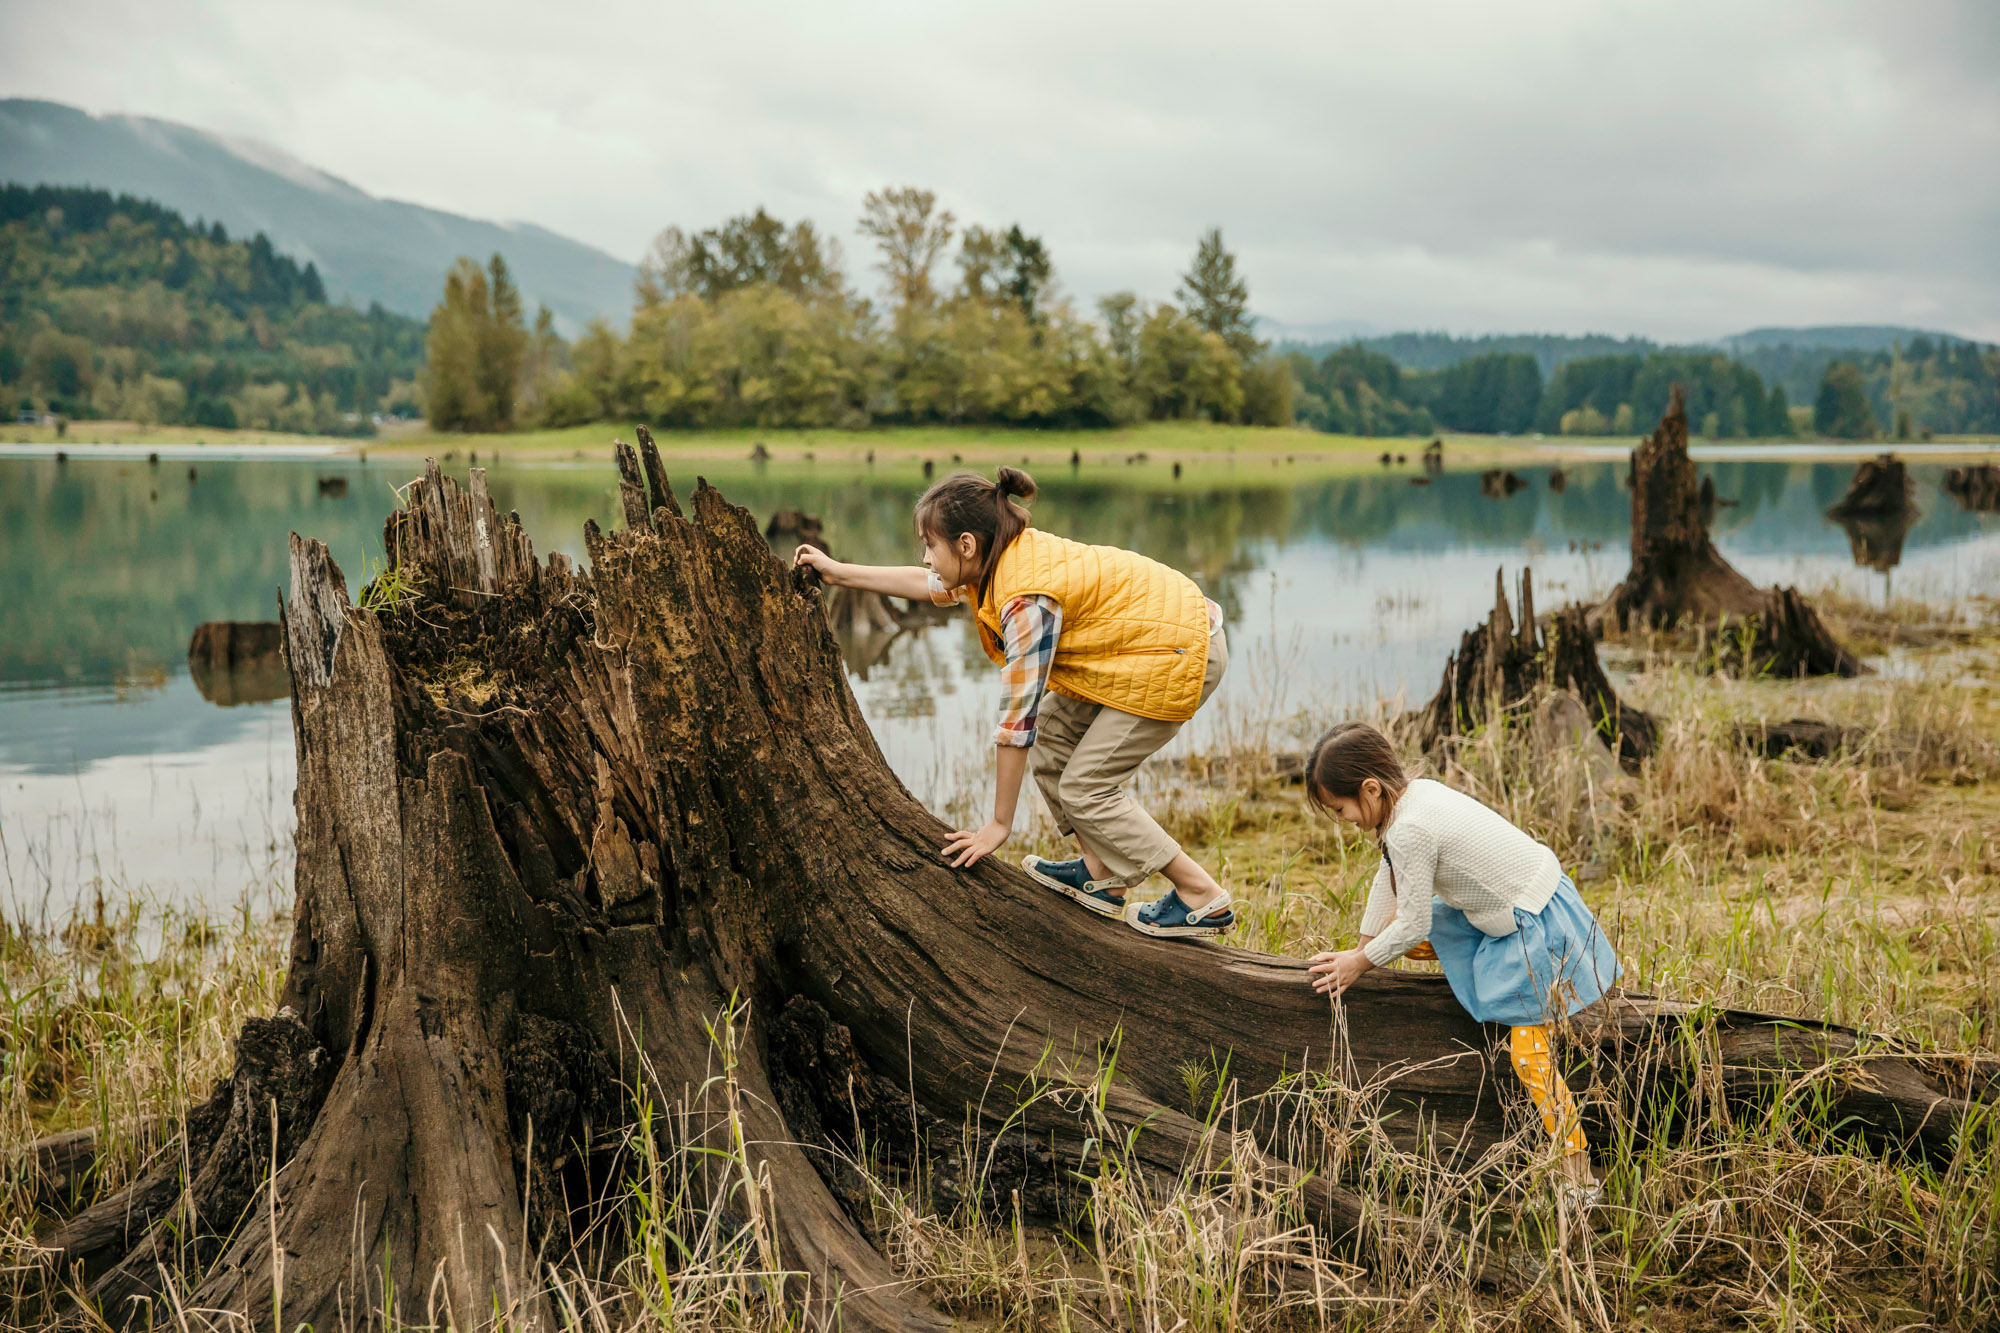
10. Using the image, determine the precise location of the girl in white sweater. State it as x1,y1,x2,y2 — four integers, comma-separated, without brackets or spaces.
1301,721,1619,1204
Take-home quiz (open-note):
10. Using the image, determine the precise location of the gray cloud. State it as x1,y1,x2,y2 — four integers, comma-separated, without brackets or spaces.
4,0,1995,340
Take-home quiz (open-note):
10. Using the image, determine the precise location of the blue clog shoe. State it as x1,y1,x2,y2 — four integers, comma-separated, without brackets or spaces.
1022,854,1127,918
1128,888,1234,940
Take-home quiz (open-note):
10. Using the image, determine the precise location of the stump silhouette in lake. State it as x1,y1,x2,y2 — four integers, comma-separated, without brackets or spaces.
186,620,290,706
50,445,1984,1330
765,497,955,677
1944,462,2000,514
1827,453,1915,521
1601,386,1862,677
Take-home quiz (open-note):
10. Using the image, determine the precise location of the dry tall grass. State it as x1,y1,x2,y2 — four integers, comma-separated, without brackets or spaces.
3,608,1997,1330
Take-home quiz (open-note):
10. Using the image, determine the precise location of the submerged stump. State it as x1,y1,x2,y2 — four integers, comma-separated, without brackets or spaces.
47,445,1986,1331
1827,453,1915,521
186,620,290,706
1944,462,2000,514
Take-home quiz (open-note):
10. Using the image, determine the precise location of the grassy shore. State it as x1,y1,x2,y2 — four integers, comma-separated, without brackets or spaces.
3,591,1998,1328
13,416,1994,470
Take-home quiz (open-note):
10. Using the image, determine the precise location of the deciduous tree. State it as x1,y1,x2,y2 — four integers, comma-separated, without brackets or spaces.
858,187,956,317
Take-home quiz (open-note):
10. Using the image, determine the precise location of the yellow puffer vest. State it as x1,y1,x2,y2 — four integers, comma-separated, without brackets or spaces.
976,527,1211,722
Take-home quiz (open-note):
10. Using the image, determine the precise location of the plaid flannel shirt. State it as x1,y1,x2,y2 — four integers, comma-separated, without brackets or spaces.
930,573,1224,749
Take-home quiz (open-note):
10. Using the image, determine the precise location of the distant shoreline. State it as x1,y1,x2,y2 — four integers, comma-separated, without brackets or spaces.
4,418,1995,469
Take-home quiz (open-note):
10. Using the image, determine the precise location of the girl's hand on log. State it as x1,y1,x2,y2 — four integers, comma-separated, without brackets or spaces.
1306,948,1373,996
943,821,1009,868
793,545,838,583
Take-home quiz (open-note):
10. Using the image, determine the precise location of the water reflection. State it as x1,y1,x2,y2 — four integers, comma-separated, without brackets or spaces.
3,451,1998,912
1833,513,1914,574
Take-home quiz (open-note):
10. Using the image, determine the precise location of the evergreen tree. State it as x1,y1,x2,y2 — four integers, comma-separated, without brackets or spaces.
0,184,417,430
1814,362,1879,439
1001,225,1052,324
478,254,528,428
1426,352,1542,432
1177,227,1256,358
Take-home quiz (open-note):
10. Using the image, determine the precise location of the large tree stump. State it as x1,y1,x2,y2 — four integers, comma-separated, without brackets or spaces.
1602,387,1863,677
1418,568,1656,771
48,448,1982,1330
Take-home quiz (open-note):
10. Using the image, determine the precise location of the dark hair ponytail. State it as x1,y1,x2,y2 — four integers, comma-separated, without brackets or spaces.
1304,721,1410,812
914,467,1037,598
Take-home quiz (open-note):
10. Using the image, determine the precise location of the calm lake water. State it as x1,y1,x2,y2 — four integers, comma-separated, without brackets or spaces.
4,449,1998,919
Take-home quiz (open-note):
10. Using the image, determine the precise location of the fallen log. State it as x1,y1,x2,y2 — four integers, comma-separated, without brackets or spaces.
1735,717,1859,761
1601,386,1863,678
51,446,1982,1330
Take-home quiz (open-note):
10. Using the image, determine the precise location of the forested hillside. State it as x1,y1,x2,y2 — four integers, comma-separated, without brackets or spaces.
1832,337,2000,440
1,99,636,331
0,184,423,432
1286,344,1792,439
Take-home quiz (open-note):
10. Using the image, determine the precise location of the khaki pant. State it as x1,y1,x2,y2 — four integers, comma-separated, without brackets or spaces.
1030,629,1229,885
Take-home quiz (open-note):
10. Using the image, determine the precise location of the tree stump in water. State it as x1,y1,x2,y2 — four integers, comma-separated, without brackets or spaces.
765,507,826,550
1944,463,2000,513
763,501,951,676
48,446,1984,1331
186,620,290,705
1602,386,1863,677
1827,453,1915,521
1824,453,1913,575
1417,569,1656,771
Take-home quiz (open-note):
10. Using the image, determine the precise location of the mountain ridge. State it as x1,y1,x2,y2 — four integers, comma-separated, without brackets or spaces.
0,98,636,334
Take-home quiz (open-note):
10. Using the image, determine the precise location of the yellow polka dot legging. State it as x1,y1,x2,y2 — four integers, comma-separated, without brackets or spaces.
1509,1024,1588,1155
1400,941,1586,1155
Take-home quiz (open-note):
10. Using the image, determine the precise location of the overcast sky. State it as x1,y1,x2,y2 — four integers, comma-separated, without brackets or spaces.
4,0,1996,341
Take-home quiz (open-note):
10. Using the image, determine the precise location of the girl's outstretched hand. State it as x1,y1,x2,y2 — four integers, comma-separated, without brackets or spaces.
1306,948,1374,996
942,821,1009,868
793,545,837,581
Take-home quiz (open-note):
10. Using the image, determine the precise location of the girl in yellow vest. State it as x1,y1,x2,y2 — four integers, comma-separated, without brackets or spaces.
794,467,1236,938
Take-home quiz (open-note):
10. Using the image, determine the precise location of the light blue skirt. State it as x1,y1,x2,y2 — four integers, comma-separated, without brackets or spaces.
1426,875,1621,1027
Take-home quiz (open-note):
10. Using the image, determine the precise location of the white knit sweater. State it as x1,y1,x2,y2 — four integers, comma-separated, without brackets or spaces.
1357,779,1562,968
